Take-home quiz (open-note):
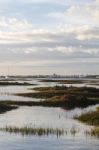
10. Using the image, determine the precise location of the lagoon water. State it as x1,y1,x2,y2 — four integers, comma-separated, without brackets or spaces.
0,78,99,150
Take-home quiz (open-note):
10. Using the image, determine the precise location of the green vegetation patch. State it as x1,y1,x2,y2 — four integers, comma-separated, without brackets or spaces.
75,107,99,138
90,127,99,138
75,107,99,126
26,86,99,99
15,86,99,109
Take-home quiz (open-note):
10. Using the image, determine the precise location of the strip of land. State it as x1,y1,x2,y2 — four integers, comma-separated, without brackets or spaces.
40,79,99,85
40,79,84,84
22,86,99,99
0,103,18,114
0,86,99,114
0,81,36,86
14,86,99,109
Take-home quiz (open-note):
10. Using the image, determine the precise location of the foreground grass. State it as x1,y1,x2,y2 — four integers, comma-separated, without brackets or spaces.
75,107,99,138
0,126,79,137
90,127,99,138
0,126,65,137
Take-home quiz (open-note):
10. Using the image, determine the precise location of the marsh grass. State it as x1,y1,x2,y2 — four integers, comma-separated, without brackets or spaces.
22,86,99,99
15,86,99,109
74,107,99,126
90,127,99,138
0,126,66,137
0,96,98,110
0,126,80,137
85,128,99,138
70,126,78,136
75,107,99,138
0,86,98,111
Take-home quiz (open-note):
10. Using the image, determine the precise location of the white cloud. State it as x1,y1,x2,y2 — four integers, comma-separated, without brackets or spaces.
0,0,98,74
47,0,99,26
20,0,65,4
0,1,98,67
86,1,99,20
0,17,99,43
0,17,33,31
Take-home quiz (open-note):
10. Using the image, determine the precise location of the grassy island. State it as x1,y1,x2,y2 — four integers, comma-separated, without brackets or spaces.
14,86,99,109
0,86,99,114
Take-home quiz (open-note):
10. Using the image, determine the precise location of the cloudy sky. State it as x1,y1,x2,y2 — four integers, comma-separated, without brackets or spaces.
0,0,99,75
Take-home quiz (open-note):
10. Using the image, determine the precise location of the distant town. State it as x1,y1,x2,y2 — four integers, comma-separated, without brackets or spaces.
0,74,99,79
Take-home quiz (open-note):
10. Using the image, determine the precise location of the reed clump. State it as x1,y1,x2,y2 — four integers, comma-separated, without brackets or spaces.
75,107,99,138
0,126,65,137
0,126,80,137
75,107,99,126
90,127,99,138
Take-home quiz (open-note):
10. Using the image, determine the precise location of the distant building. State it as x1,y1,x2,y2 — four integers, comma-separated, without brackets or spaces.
53,73,58,78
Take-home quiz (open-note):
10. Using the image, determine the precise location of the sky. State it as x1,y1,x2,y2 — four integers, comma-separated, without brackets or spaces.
0,0,99,75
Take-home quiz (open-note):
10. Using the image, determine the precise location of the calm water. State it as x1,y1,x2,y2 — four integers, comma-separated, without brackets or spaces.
0,77,99,150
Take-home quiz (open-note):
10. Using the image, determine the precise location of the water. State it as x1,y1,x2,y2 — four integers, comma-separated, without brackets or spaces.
0,78,56,101
0,106,99,150
0,132,99,150
0,77,99,150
